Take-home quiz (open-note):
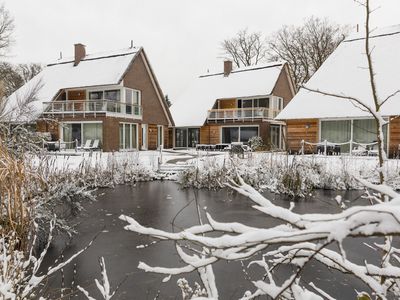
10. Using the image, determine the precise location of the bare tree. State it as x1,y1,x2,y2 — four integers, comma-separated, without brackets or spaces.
267,17,349,87
0,62,42,97
0,3,14,57
221,29,267,68
115,2,400,300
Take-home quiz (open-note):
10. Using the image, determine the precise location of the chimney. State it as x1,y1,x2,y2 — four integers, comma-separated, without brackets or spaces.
224,60,232,77
74,43,86,66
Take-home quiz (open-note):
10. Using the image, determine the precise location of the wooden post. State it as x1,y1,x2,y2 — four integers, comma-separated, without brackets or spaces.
324,140,328,156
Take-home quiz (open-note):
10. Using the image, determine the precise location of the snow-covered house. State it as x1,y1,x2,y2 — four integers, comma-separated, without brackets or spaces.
277,25,400,156
170,61,296,148
5,44,174,151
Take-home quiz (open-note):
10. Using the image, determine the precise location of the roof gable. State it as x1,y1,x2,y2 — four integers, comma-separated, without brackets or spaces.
171,62,286,127
4,48,140,122
277,25,400,120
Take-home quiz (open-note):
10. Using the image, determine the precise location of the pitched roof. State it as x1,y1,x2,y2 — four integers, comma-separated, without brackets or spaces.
170,62,286,127
4,47,140,122
277,25,400,120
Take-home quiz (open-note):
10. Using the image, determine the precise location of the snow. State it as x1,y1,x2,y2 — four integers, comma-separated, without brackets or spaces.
277,25,400,120
4,48,139,122
171,62,285,127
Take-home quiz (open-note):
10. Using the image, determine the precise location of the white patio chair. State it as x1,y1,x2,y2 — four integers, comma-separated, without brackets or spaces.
78,139,92,151
84,139,100,151
351,145,367,156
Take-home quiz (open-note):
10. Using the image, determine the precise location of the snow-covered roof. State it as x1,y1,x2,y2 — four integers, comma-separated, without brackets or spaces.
4,47,140,122
277,25,400,120
171,62,285,127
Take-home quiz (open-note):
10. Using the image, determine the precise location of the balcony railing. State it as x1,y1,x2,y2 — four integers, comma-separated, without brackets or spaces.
42,100,142,118
207,107,280,121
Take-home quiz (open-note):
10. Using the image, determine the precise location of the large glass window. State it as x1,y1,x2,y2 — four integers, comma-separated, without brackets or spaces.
119,123,137,150
125,89,141,115
82,123,102,146
270,125,281,148
353,119,388,145
222,127,239,143
188,128,200,148
104,90,121,101
175,128,188,148
321,120,351,143
89,91,103,100
257,98,269,108
62,123,102,148
321,120,351,152
240,127,258,143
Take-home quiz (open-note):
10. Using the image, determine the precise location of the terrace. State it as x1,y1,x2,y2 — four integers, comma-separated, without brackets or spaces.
206,96,283,123
42,99,142,118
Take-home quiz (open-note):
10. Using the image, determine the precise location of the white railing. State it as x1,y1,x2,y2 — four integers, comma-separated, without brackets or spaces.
207,107,280,121
300,139,379,156
42,99,142,118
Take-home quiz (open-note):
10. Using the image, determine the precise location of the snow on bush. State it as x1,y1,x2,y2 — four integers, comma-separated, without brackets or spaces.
178,153,400,198
0,220,91,300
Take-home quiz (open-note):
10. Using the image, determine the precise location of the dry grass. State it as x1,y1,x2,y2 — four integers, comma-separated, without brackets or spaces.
0,140,43,249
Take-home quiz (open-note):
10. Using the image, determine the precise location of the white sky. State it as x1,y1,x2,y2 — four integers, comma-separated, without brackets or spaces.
2,0,399,101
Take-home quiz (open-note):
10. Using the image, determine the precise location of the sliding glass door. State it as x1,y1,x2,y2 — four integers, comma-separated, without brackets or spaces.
62,122,102,147
119,123,138,150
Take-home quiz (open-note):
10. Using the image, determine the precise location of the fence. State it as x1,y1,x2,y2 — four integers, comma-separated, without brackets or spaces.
41,139,79,152
300,139,379,156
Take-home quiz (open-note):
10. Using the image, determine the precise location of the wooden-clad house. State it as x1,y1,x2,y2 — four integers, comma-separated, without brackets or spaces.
170,61,296,148
276,25,400,157
5,44,174,151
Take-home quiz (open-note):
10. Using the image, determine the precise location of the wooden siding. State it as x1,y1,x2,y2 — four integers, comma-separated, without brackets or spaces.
218,99,236,109
200,125,220,144
286,119,319,152
390,117,400,156
148,124,158,150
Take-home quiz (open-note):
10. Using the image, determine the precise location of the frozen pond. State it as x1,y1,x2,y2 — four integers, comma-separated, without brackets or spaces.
43,182,381,299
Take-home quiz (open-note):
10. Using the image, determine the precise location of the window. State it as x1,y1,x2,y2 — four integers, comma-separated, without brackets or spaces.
175,128,188,148
257,98,269,108
62,123,103,148
270,125,281,148
353,119,388,144
157,125,163,148
188,128,200,148
222,126,258,144
119,123,137,150
104,90,120,101
222,127,239,143
321,120,351,152
125,88,141,115
89,91,103,100
240,127,258,143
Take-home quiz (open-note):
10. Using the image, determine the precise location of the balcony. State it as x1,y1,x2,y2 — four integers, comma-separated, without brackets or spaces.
42,100,142,118
207,107,280,122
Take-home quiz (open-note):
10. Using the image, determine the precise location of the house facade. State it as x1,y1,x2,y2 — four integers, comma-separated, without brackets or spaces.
276,25,400,157
170,61,296,148
6,44,174,151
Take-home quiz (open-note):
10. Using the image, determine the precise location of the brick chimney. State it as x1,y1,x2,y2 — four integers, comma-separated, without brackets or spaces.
74,43,86,66
223,60,233,77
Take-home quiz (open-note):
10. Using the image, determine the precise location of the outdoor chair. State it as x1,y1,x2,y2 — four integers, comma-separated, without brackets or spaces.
368,144,379,156
351,145,367,156
78,139,92,151
84,139,100,151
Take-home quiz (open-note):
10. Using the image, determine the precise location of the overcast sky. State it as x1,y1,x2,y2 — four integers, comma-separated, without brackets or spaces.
2,0,399,101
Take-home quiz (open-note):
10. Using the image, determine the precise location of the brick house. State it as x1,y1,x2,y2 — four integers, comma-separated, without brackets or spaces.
276,25,400,157
170,61,296,148
6,44,174,151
